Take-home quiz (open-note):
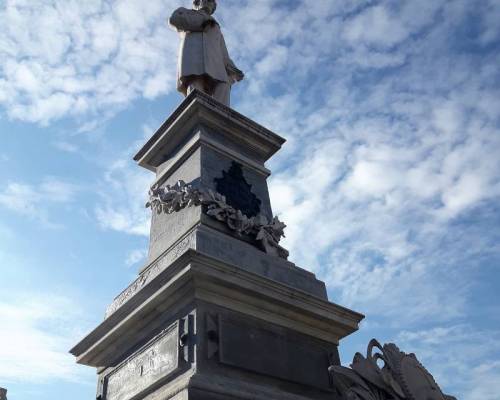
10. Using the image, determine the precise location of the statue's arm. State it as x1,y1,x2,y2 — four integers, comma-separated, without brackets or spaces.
169,8,211,32
220,34,245,82
226,58,244,82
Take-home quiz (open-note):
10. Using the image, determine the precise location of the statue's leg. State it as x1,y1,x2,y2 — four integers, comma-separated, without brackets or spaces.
213,82,231,106
186,76,207,95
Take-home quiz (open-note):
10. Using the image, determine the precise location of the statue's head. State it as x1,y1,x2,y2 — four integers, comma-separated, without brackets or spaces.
193,0,217,15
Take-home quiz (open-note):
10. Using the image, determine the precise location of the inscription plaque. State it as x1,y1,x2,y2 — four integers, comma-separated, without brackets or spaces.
218,317,331,390
105,322,179,400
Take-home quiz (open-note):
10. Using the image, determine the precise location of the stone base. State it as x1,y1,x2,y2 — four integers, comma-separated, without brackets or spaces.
71,248,362,400
96,304,340,400
71,92,363,400
105,223,328,320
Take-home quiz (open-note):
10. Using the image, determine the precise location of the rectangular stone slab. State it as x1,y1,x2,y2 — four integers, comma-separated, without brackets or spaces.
218,316,332,390
104,321,180,400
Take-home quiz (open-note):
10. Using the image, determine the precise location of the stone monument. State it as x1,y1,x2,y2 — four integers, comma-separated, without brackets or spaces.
0,388,7,400
71,86,364,400
70,2,456,400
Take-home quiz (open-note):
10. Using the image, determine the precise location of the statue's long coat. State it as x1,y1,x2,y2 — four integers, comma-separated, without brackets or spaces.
169,8,236,94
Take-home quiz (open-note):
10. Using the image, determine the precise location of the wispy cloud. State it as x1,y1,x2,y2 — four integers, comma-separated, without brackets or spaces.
216,0,500,323
0,0,183,126
0,293,94,385
94,120,158,237
0,177,79,226
397,325,500,399
1,1,499,398
53,141,79,153
125,248,148,268
95,153,151,237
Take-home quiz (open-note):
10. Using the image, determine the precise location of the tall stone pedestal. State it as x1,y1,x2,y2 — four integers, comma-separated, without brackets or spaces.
71,91,364,400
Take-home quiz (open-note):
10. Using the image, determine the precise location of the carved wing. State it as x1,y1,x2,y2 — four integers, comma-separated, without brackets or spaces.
398,354,447,400
330,366,373,393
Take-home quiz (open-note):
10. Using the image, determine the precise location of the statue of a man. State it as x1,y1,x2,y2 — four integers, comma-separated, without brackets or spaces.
169,0,244,106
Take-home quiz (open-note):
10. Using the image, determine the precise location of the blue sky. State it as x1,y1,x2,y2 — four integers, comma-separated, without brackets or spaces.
1,0,499,399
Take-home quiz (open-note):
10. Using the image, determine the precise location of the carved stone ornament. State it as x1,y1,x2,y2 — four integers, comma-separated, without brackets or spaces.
146,180,289,259
329,339,457,400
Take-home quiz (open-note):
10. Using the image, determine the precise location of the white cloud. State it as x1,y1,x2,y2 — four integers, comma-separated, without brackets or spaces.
342,5,410,47
53,141,78,153
236,2,500,338
95,158,151,237
0,293,94,385
255,45,289,76
478,0,500,45
0,0,182,125
125,248,148,267
466,361,500,400
341,1,443,49
0,177,79,225
396,325,500,398
0,1,499,397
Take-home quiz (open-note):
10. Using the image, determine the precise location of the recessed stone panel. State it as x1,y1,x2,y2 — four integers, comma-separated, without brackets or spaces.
105,322,180,400
218,317,332,390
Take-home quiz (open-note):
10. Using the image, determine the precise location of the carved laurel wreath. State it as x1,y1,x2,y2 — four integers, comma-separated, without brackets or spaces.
146,180,289,259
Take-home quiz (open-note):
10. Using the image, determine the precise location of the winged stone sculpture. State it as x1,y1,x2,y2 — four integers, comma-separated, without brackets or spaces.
329,339,457,400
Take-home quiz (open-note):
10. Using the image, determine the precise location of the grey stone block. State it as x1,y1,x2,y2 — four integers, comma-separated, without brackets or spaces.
71,250,363,368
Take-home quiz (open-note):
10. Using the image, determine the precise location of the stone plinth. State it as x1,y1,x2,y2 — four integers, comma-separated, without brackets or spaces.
134,90,283,263
71,250,363,400
71,91,364,400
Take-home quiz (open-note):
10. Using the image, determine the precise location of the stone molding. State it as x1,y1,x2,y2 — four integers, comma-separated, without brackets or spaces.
71,250,364,367
146,180,289,260
134,90,285,169
105,231,197,318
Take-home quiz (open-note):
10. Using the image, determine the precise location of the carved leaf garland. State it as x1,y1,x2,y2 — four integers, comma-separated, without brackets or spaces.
146,180,289,259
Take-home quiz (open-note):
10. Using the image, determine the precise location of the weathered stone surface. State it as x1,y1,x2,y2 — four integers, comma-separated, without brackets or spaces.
217,315,332,389
105,322,180,400
105,223,327,319
146,134,277,263
71,250,363,368
146,180,289,260
195,224,325,297
147,145,202,263
106,230,196,317
0,388,7,400
134,90,284,173
72,86,366,400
